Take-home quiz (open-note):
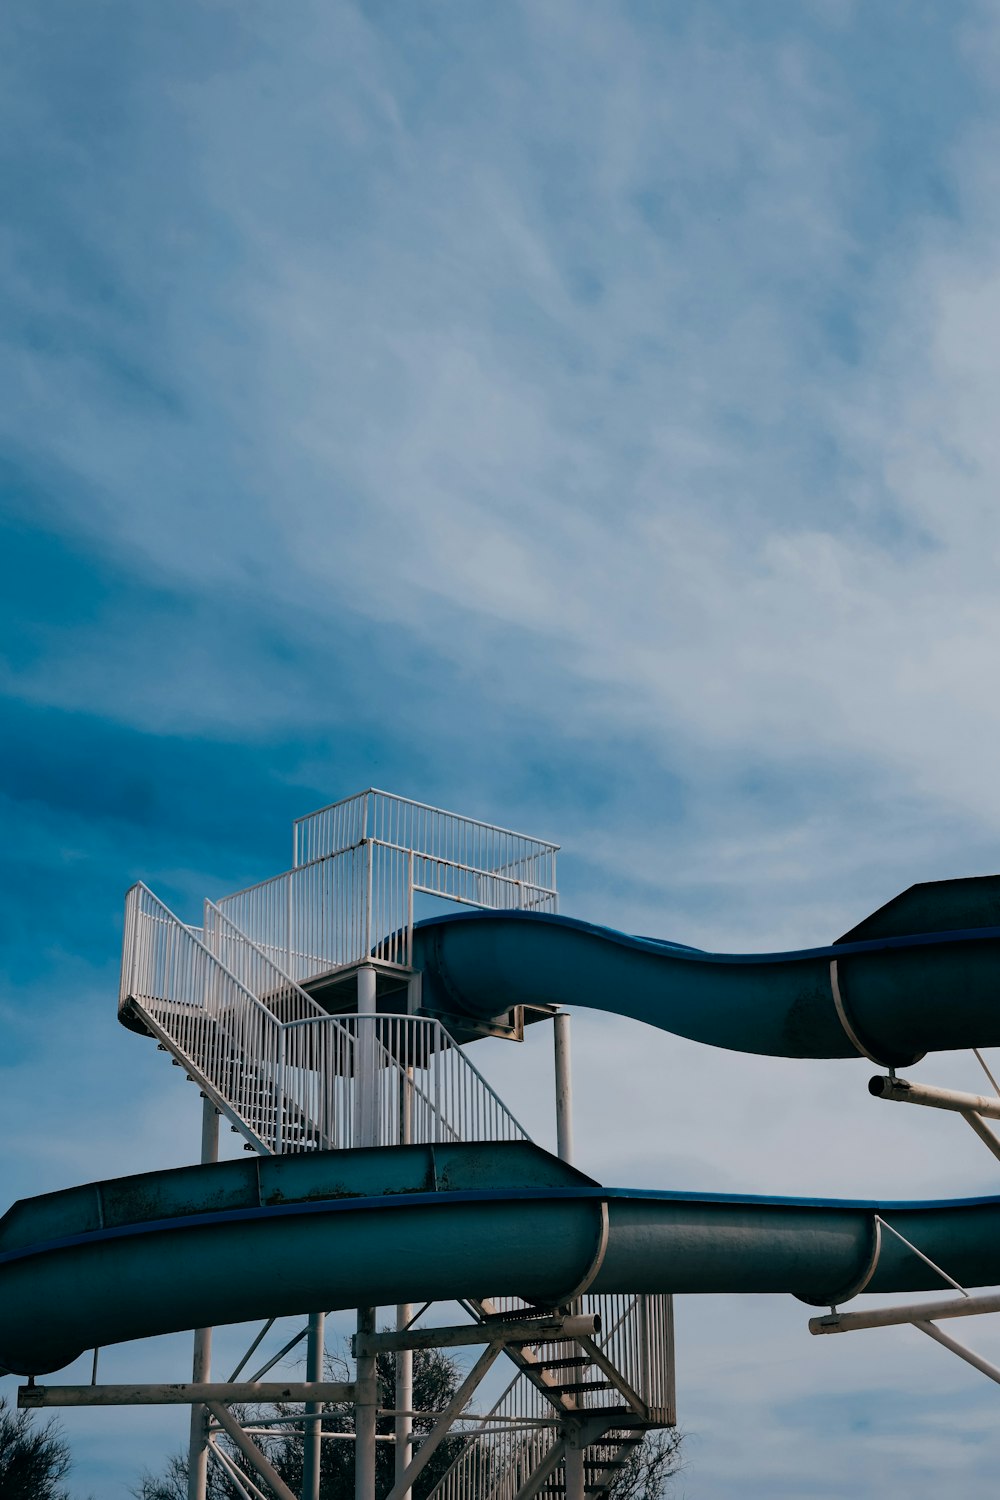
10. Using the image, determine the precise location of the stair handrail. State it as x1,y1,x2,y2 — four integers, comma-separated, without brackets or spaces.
121,882,300,1152
123,884,530,1153
202,899,330,1024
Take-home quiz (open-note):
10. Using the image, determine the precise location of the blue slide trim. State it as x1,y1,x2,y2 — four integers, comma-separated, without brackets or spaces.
6,1183,1000,1269
415,907,1000,965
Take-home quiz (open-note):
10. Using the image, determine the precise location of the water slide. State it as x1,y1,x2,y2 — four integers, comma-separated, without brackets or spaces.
3,873,1000,1378
412,874,1000,1067
4,1141,1000,1378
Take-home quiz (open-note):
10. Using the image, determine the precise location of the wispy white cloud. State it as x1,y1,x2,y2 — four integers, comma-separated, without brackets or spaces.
5,3,1000,1496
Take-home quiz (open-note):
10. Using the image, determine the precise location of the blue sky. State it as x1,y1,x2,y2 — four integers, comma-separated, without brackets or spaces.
6,1,1000,1494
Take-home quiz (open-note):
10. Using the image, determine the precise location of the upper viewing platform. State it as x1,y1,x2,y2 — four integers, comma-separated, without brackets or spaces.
214,788,559,991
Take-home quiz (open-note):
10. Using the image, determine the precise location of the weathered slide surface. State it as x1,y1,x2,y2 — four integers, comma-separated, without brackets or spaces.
3,1142,1000,1377
414,875,1000,1066
5,874,1000,1377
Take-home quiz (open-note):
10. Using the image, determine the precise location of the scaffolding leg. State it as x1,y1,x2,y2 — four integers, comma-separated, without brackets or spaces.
188,1098,219,1500
395,1303,413,1500
302,1311,325,1500
564,1437,585,1500
553,1012,574,1166
356,1307,377,1500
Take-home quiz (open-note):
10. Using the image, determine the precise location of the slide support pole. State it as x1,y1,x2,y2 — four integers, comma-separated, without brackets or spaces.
301,1311,325,1500
564,1431,585,1500
356,964,379,1500
355,1307,378,1500
554,1012,574,1165
188,1096,219,1500
554,1011,584,1500
395,1066,414,1499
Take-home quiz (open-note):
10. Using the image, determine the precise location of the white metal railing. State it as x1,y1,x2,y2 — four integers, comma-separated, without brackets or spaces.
426,1294,674,1500
201,900,326,1025
429,1371,558,1500
590,1293,674,1424
479,1293,674,1423
121,884,529,1154
214,835,555,984
293,789,559,895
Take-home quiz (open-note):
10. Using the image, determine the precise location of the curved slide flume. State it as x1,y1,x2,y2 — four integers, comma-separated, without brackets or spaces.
3,1142,1000,1378
412,874,1000,1065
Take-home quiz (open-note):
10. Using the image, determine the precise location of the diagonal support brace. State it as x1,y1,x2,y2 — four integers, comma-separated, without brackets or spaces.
207,1401,298,1500
384,1341,505,1500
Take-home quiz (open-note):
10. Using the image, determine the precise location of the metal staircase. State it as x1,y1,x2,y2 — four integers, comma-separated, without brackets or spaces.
120,882,526,1153
118,791,675,1500
424,1294,673,1500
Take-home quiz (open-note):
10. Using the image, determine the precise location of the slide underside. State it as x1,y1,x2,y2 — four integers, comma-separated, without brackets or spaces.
8,876,1000,1377
412,874,1000,1065
2,1142,998,1377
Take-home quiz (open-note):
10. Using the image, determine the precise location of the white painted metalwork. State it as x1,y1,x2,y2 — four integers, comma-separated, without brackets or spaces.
428,1369,557,1500
809,1059,1000,1413
473,1294,674,1423
293,789,559,893
211,793,558,987
116,792,678,1500
427,1293,674,1500
869,1074,1000,1120
20,1383,355,1408
121,884,528,1155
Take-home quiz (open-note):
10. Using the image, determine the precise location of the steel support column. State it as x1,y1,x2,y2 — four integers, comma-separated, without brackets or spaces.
395,1066,414,1500
355,1307,378,1500
301,1310,325,1500
553,1012,574,1166
355,964,379,1500
188,1096,219,1500
564,1437,585,1500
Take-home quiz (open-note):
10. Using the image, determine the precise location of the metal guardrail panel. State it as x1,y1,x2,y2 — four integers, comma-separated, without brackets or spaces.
292,790,559,882
121,885,529,1155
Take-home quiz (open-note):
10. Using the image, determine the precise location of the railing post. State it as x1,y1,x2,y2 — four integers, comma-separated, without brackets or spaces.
187,1095,219,1500
364,837,374,961
274,1027,286,1157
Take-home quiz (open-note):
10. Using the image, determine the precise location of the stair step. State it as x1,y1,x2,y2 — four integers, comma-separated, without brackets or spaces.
547,1380,615,1394
539,1356,593,1370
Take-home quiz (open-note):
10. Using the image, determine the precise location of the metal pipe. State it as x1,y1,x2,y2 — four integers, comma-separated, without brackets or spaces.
395,1063,414,1500
19,1381,356,1408
394,1304,413,1500
915,1319,1000,1385
188,1096,219,1500
564,1437,585,1500
357,1314,600,1356
962,1108,1000,1163
301,1311,325,1500
356,966,378,1149
385,1341,504,1500
869,1075,1000,1119
355,1307,378,1500
553,1013,574,1165
208,1401,299,1500
809,1289,1000,1335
